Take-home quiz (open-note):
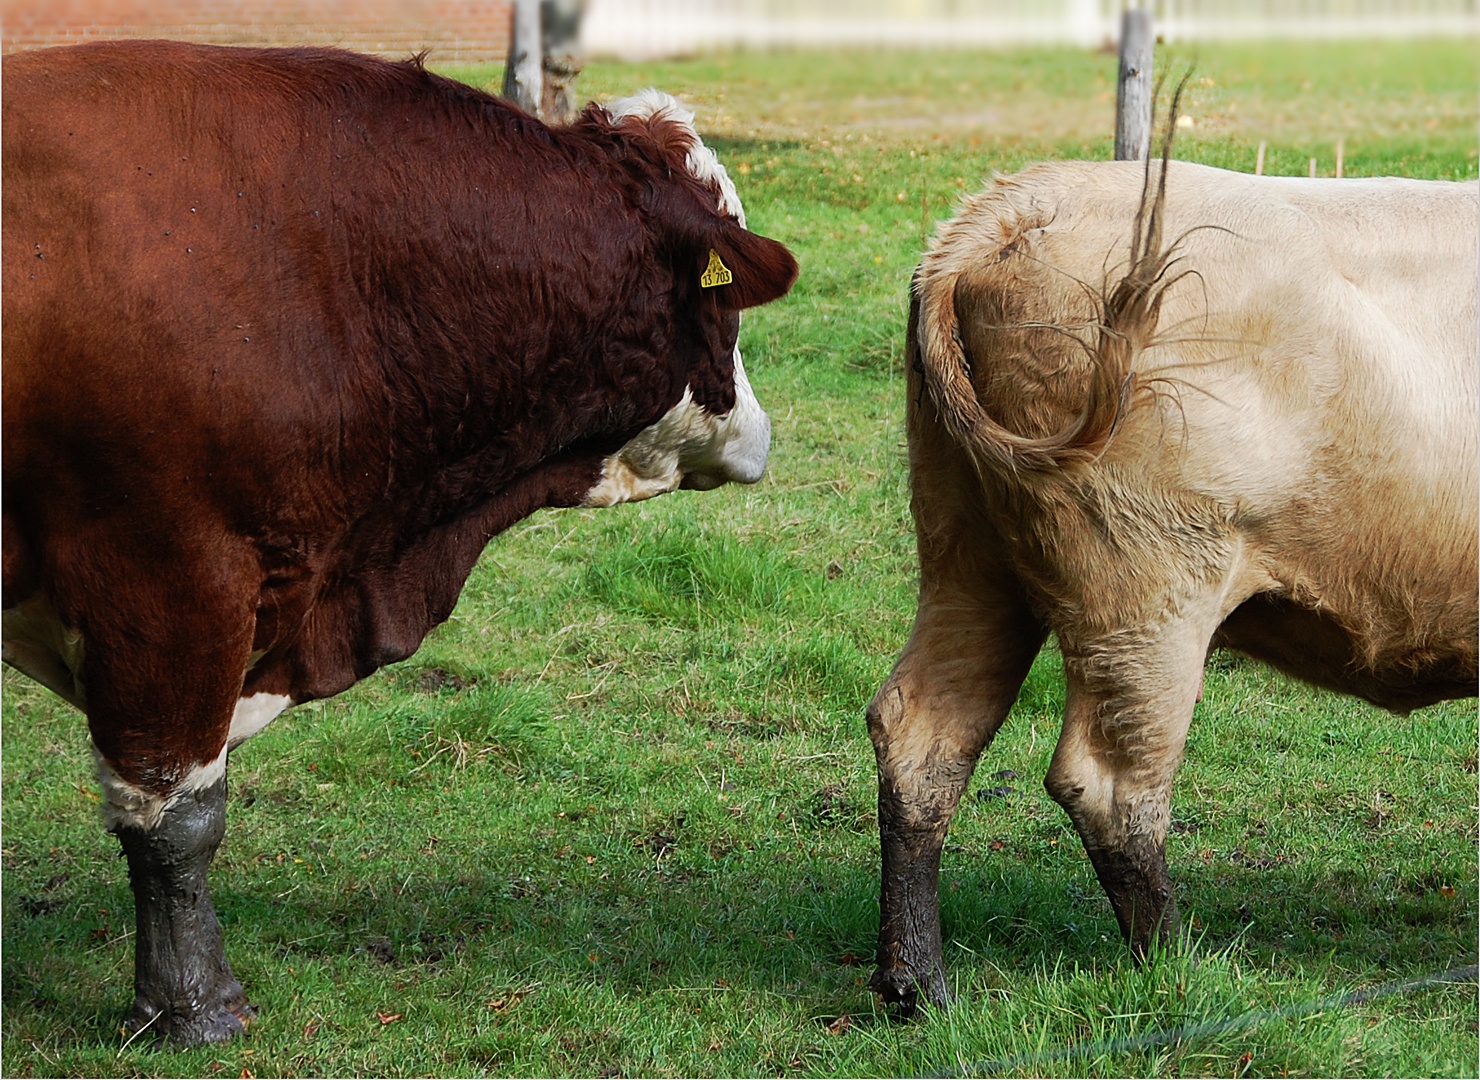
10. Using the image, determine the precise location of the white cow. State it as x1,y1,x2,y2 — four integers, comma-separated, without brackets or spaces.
869,159,1478,1009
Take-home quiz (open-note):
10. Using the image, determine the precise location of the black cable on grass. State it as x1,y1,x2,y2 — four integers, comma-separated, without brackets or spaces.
923,963,1479,1079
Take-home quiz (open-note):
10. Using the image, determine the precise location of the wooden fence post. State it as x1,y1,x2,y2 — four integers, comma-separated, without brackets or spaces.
1115,8,1154,161
503,0,543,115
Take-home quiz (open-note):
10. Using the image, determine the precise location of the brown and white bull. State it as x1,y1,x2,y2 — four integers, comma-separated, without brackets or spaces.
2,40,796,1045
868,158,1477,1009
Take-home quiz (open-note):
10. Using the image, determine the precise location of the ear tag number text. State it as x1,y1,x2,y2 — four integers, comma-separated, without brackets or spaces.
700,248,733,288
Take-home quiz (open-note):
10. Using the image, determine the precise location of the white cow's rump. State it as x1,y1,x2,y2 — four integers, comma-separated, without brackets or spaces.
869,159,1478,1010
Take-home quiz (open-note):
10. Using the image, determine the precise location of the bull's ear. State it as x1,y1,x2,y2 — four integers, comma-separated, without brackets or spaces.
699,222,799,311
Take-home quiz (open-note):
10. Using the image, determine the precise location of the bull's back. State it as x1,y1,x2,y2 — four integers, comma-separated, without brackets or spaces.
3,44,376,540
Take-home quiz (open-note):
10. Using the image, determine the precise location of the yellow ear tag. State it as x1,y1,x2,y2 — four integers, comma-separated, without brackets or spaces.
700,248,733,289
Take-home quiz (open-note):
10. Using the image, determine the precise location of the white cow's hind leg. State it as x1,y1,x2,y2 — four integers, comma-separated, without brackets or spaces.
1044,613,1216,956
867,604,1041,1013
866,395,1047,1011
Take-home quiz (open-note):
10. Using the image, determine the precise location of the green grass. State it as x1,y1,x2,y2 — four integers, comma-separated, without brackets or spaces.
3,39,1477,1078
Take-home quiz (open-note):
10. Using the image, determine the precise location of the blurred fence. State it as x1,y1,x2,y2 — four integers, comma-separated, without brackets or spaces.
2,0,1473,61
584,0,1479,55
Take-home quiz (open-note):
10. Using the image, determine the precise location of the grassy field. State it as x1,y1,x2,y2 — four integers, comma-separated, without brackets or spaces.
3,39,1476,1079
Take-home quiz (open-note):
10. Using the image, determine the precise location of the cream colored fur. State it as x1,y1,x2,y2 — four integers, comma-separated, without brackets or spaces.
916,161,1478,685
873,161,1478,981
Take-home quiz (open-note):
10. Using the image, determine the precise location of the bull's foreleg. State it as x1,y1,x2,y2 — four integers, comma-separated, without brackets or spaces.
112,773,253,1046
867,575,1043,1013
1045,619,1213,956
61,547,261,1046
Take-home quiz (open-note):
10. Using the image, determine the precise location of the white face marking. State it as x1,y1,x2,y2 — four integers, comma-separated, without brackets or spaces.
581,344,771,508
229,691,292,748
604,89,747,226
3,595,87,708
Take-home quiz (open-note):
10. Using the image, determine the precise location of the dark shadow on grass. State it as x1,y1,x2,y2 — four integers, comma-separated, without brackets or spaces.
11,846,1473,1041
3,768,1474,1068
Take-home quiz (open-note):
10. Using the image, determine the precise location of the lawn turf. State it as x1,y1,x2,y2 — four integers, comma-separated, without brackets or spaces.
3,38,1476,1078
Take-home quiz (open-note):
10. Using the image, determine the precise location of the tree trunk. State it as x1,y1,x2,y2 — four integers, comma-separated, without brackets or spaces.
540,0,585,124
503,0,542,115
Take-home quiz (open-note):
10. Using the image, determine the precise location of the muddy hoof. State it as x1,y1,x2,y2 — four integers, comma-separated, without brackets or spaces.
124,994,256,1048
869,965,950,1018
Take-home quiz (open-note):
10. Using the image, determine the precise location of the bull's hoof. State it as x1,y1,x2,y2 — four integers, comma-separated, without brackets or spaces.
123,989,256,1048
869,964,951,1018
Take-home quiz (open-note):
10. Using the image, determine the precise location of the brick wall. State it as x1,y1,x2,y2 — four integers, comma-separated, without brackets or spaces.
1,0,515,63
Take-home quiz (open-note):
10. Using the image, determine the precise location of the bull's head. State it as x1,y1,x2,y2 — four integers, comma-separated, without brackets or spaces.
581,90,798,507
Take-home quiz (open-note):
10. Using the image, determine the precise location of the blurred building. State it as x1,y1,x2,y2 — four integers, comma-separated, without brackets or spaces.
586,0,1479,55
1,0,513,60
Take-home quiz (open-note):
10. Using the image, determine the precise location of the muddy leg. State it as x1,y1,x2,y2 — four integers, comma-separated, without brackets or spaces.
1044,622,1212,956
104,766,254,1048
868,622,1043,1012
114,775,252,1046
867,532,1043,1014
870,294,1047,1013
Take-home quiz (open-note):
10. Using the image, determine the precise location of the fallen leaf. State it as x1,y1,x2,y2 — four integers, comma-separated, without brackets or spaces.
375,1011,403,1025
827,1015,852,1035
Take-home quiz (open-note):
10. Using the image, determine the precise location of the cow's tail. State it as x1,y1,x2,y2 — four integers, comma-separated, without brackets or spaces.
916,75,1191,475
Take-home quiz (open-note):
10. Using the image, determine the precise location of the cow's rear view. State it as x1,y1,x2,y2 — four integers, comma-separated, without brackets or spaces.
2,41,796,1045
869,159,1477,1009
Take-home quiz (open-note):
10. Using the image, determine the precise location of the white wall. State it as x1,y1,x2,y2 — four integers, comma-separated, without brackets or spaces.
584,0,1478,57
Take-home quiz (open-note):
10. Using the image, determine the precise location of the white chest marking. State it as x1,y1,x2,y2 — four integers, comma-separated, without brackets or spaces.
95,692,292,832
228,692,292,748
